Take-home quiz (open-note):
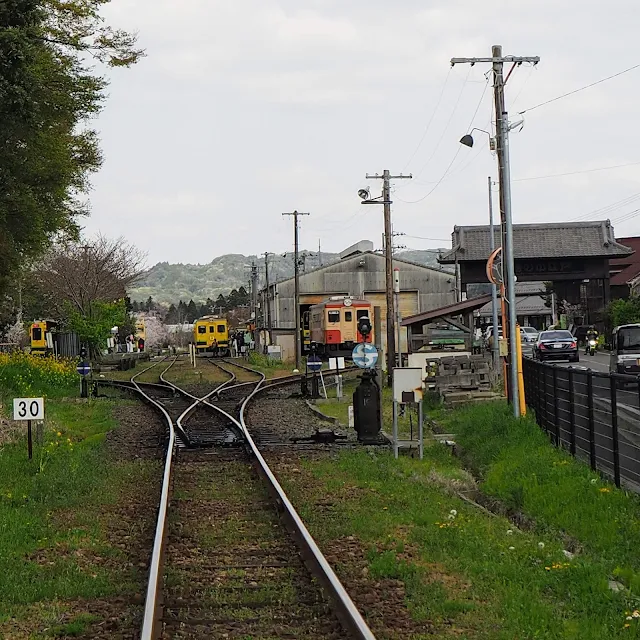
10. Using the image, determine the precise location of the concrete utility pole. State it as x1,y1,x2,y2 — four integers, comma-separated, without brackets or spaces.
263,252,272,332
282,210,310,370
366,170,412,385
451,45,539,418
488,176,500,369
251,261,259,352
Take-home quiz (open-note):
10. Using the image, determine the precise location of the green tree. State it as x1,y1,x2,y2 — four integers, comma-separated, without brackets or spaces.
607,298,640,328
67,300,126,358
165,304,178,324
186,300,198,323
0,0,143,294
216,293,227,312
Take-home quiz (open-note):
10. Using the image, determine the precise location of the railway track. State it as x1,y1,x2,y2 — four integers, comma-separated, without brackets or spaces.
130,356,376,640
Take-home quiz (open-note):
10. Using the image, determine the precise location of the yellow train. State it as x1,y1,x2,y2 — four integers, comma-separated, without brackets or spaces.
30,320,58,355
194,316,230,356
135,318,146,342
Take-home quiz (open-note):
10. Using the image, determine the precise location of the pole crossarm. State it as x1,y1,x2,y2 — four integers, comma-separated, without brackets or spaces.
450,56,540,66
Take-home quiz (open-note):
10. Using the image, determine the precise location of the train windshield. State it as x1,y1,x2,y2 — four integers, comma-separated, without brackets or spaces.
32,327,42,341
217,325,225,333
357,309,369,320
328,311,340,323
617,326,640,352
198,326,206,334
344,311,352,322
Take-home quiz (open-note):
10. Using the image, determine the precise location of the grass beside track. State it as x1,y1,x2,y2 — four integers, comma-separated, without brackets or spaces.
0,376,160,637
300,395,640,638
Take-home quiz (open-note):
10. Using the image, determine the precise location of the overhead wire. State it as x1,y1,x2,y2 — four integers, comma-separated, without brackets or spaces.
401,67,452,173
569,191,640,222
514,160,640,182
396,73,492,204
519,63,640,114
412,66,472,179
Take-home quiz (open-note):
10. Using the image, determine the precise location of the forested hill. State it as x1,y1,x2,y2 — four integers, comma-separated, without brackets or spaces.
128,249,448,305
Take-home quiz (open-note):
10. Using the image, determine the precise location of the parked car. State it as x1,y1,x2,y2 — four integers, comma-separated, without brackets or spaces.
520,326,539,343
535,330,579,362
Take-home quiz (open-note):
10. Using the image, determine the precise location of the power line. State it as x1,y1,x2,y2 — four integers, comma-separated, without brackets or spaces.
570,191,640,221
519,63,640,114
514,160,640,182
397,77,491,203
401,68,452,172
403,235,450,242
413,66,472,178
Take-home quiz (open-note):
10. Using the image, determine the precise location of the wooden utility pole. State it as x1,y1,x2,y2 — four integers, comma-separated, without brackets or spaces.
282,211,310,369
365,171,412,385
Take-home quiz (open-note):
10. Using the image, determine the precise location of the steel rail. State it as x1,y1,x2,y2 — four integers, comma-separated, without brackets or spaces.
139,357,238,639
134,358,179,640
140,356,375,639
239,379,377,640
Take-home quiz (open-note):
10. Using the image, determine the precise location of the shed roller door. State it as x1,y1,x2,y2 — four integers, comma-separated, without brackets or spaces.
364,292,419,359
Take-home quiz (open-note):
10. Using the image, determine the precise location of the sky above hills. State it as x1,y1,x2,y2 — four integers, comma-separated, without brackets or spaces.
83,0,640,267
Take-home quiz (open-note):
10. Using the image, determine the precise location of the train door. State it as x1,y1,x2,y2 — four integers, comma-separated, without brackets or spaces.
342,307,356,342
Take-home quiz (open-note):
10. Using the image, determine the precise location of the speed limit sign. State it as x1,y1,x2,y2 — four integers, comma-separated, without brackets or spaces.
13,397,45,421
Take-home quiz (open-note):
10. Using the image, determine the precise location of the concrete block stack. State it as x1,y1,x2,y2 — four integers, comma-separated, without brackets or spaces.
434,353,500,406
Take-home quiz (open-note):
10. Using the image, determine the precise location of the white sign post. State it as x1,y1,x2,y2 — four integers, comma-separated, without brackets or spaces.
391,368,424,460
329,356,346,399
13,397,45,460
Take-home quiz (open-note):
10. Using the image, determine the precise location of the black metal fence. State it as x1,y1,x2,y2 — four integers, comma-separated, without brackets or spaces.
523,358,640,490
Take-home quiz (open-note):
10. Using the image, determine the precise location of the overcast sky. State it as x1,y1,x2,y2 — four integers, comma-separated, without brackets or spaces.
83,0,640,266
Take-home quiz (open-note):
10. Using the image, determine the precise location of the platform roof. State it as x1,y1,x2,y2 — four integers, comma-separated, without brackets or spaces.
401,294,492,328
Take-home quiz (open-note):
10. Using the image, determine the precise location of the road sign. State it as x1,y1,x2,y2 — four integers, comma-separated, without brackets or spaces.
77,362,91,376
307,355,322,372
329,357,345,371
352,343,378,369
13,397,45,421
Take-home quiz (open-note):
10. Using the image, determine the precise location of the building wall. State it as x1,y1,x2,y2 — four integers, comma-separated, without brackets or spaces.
262,252,455,362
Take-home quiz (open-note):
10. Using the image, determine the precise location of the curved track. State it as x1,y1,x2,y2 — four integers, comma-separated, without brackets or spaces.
130,356,375,640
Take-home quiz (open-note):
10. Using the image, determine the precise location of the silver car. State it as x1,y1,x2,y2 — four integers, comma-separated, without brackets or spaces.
520,326,539,343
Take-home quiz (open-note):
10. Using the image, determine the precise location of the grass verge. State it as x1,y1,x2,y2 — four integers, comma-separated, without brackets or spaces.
0,378,160,637
445,401,640,583
277,445,640,638
292,392,640,637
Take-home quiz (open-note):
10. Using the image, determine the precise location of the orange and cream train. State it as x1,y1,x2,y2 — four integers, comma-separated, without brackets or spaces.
309,296,374,357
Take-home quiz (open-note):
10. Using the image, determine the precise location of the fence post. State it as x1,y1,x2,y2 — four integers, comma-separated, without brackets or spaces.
568,367,576,456
587,369,597,471
552,366,560,446
610,375,621,488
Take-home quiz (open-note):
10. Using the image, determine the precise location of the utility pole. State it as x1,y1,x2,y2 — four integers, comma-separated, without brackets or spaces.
282,210,310,370
451,45,539,418
488,176,500,369
251,261,259,352
366,170,412,385
318,239,322,266
263,252,272,333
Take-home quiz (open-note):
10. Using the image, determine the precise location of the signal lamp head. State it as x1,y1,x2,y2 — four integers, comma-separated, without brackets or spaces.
358,188,370,200
358,316,372,337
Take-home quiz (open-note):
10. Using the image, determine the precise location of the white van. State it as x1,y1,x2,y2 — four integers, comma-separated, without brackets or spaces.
610,324,640,376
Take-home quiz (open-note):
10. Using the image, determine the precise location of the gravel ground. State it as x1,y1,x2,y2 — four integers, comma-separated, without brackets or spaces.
245,383,358,445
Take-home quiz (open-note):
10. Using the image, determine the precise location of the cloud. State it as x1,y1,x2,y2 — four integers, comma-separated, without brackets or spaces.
89,0,640,265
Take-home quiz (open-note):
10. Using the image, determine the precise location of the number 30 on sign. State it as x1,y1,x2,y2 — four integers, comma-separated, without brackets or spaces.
13,398,45,421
